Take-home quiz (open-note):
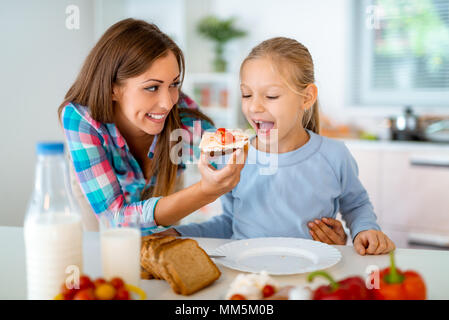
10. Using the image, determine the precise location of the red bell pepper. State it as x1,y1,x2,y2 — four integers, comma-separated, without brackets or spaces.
371,251,426,300
307,271,372,300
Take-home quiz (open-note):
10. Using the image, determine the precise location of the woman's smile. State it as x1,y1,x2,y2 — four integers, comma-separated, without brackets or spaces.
145,112,168,123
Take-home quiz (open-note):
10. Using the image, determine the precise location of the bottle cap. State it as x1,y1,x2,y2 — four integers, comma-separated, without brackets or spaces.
36,142,65,155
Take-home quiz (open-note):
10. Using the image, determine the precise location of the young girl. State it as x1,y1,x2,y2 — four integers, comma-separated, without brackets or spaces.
59,19,246,234
168,37,395,256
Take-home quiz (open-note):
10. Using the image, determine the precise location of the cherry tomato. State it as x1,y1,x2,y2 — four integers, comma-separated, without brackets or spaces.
262,285,276,298
109,277,125,290
79,275,94,290
93,278,107,288
216,128,235,145
229,294,246,300
95,283,116,300
115,288,131,300
216,128,226,135
60,283,77,300
224,132,235,145
73,288,96,300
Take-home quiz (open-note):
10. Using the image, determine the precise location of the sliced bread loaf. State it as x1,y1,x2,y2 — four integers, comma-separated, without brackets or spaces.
140,238,156,279
145,235,177,280
158,238,221,295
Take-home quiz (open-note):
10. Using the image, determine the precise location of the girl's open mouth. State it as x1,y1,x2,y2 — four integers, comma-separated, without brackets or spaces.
254,120,275,136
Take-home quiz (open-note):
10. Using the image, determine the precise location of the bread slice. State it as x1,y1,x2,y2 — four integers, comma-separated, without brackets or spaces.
153,239,183,294
140,267,153,280
140,235,221,295
140,235,164,279
199,129,249,153
158,238,221,295
140,238,156,279
145,235,177,279
141,235,158,243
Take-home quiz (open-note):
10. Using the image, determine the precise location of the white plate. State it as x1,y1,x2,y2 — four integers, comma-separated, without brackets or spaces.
212,237,342,275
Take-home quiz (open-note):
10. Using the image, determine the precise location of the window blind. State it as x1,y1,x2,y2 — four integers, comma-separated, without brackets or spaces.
354,0,449,107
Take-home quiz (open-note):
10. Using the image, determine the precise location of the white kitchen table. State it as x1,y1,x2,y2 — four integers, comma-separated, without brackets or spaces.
2,226,449,300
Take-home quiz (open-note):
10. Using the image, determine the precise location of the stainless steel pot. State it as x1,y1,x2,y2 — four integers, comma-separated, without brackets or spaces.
424,120,449,143
389,106,424,141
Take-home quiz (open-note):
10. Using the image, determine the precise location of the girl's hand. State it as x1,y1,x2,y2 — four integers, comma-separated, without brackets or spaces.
353,230,396,255
198,147,247,199
308,218,347,245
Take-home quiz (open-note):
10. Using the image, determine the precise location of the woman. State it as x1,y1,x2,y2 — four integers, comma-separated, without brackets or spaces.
59,18,245,234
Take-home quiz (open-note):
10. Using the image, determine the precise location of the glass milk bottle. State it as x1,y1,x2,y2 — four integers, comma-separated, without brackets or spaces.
24,142,83,300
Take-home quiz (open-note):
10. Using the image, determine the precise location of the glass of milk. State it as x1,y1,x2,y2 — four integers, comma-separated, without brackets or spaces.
99,209,141,287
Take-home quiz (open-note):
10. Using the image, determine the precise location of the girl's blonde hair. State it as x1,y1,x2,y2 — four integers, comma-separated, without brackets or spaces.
240,37,320,134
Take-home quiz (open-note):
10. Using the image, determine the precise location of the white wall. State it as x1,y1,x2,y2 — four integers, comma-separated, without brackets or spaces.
126,0,187,50
0,0,95,226
192,0,353,123
96,0,357,124
96,0,213,75
94,0,127,40
94,0,188,47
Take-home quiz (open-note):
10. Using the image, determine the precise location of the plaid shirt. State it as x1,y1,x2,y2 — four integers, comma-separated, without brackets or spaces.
62,93,214,235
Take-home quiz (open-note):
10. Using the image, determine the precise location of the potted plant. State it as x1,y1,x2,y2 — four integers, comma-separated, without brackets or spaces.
197,15,247,72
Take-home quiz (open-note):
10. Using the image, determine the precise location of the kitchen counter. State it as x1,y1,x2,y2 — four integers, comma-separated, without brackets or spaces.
2,226,449,300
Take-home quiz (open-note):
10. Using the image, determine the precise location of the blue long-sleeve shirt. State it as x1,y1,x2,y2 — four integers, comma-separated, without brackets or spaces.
175,130,381,241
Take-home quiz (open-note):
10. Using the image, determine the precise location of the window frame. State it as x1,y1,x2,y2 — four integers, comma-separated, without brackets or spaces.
351,0,449,108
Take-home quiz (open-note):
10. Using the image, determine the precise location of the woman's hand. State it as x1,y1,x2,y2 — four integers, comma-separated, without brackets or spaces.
308,218,347,245
198,147,247,199
153,147,247,226
353,230,395,255
156,228,181,236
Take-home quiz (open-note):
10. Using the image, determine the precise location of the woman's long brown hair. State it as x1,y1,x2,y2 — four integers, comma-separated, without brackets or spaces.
58,18,213,199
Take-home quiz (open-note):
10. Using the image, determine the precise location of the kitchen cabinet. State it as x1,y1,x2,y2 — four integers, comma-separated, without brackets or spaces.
348,148,382,224
344,139,449,248
380,151,449,233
